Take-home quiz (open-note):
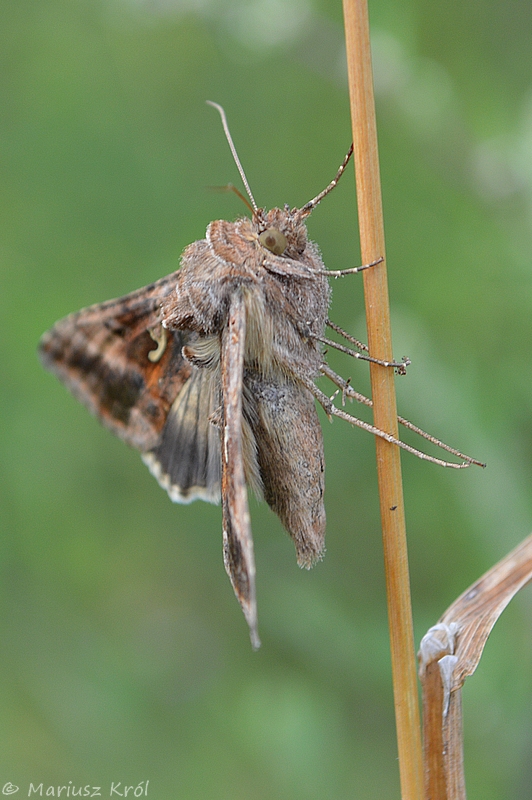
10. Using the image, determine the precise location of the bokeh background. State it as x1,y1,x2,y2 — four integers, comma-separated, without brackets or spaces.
2,0,532,797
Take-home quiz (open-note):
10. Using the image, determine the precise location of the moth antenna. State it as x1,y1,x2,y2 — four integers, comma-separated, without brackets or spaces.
208,183,255,215
300,144,354,217
207,101,258,214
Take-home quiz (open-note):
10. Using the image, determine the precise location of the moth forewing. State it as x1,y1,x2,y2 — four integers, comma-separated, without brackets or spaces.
37,273,191,451
220,290,260,649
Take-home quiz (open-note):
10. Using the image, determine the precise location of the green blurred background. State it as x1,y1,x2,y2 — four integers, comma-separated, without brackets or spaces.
2,0,532,797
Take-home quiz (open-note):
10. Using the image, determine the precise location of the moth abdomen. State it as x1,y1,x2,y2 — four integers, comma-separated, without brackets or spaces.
244,370,326,568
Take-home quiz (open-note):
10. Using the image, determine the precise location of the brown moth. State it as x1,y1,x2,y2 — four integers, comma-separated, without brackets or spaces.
39,103,483,648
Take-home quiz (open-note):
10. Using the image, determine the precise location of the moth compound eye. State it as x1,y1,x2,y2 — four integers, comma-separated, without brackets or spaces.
259,228,287,256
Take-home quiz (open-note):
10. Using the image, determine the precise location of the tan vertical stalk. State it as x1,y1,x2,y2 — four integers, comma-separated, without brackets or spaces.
342,1,424,798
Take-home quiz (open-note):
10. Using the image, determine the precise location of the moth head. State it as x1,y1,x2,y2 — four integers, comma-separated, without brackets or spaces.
207,102,352,253
258,228,287,256
259,206,308,257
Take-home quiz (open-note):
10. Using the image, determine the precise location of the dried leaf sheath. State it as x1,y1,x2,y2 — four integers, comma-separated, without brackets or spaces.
419,533,532,797
220,292,259,648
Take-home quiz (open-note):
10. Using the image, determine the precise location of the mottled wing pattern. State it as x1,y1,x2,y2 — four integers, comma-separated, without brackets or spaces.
220,291,259,648
39,272,189,451
39,271,223,503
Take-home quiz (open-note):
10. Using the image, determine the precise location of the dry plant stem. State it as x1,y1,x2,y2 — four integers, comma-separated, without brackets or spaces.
342,1,424,799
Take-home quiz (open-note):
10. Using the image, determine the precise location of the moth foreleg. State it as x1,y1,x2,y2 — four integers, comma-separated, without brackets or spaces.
307,256,384,278
320,363,371,407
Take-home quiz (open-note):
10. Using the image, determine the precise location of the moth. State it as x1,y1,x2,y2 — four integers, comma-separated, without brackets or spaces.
39,103,483,648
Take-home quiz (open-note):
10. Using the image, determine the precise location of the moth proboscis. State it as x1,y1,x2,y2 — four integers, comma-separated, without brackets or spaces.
39,102,485,648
